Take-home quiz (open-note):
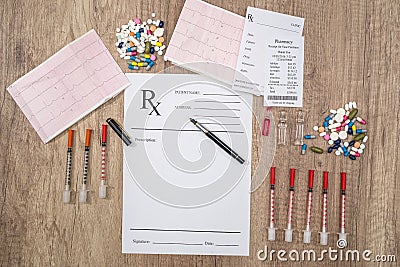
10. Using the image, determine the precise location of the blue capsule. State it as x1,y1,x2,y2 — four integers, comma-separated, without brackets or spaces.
348,118,357,127
333,144,340,149
349,155,356,160
301,144,307,155
128,65,139,70
150,47,155,54
127,47,137,52
328,147,333,153
323,121,328,127
304,135,316,139
118,42,123,48
159,21,164,27
146,61,155,71
348,129,353,135
130,56,140,62
349,140,355,146
139,28,144,33
356,129,367,134
334,139,341,145
325,114,334,121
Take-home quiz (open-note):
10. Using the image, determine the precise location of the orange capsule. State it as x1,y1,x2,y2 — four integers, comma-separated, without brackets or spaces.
129,32,134,36
158,37,164,43
129,41,134,47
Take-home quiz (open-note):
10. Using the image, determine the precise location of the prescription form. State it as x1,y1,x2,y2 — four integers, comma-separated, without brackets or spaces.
122,73,252,255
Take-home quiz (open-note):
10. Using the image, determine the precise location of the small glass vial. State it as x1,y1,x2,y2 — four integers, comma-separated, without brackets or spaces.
294,110,304,145
277,110,288,145
262,107,272,136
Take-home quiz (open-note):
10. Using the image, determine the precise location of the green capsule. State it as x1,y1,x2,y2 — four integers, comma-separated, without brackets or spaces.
145,41,151,54
354,133,366,141
310,146,323,154
348,108,358,120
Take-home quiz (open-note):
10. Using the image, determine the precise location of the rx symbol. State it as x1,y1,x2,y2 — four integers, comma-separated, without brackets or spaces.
141,89,161,116
247,14,253,22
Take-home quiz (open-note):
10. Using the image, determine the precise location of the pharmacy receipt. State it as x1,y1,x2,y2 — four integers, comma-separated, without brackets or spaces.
122,74,252,255
232,7,304,107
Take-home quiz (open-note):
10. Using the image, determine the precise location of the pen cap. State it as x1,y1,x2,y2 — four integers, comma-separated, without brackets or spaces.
101,125,107,143
85,129,92,147
67,130,74,148
270,167,276,185
323,171,329,190
308,170,315,188
341,172,346,191
289,168,296,187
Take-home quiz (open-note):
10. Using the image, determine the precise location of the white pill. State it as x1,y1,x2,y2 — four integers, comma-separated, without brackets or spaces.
328,119,333,125
156,19,160,26
320,132,326,137
124,55,130,59
345,104,349,111
360,144,366,149
117,48,123,54
330,132,339,141
160,45,166,51
346,111,350,116
338,131,347,139
344,125,349,131
147,19,152,24
313,126,319,131
362,136,368,143
152,12,156,18
351,147,358,152
337,108,346,115
335,150,341,156
358,149,363,154
350,151,356,156
344,142,349,147
329,122,341,129
119,53,125,58
153,20,157,25
154,46,160,51
328,140,334,145
338,147,343,153
353,101,357,108
349,102,353,109
158,50,163,56
116,27,121,32
330,109,337,114
151,40,157,45
334,114,344,123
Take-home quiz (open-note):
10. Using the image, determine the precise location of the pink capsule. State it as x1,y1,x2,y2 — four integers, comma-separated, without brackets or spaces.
147,30,152,35
343,115,348,121
356,117,366,125
336,127,341,131
126,51,137,56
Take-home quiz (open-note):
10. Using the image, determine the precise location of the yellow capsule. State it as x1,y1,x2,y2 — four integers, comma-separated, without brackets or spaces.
138,62,144,67
144,54,150,58
351,125,356,131
156,41,162,47
132,62,138,66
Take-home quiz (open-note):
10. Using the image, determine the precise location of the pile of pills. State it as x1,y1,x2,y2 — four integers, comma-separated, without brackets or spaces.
115,13,166,71
302,102,368,160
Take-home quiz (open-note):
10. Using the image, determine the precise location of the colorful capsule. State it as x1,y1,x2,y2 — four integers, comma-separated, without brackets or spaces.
357,117,366,125
304,135,316,139
146,61,155,71
130,56,140,62
348,118,357,127
127,47,137,52
354,133,366,141
325,114,335,121
310,146,323,154
348,108,358,120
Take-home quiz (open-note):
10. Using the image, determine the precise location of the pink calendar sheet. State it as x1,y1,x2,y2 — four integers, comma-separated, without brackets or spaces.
164,0,245,84
7,29,130,143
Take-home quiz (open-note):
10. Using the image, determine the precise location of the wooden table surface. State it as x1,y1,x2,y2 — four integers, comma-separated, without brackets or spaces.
1,0,399,266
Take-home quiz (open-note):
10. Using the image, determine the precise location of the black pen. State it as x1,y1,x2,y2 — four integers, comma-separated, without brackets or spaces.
106,118,133,146
190,118,245,164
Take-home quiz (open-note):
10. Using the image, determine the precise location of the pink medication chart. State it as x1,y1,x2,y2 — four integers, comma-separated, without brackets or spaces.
164,0,245,84
7,29,130,143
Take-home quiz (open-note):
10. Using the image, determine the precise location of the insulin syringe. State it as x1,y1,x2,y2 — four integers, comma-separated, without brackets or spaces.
303,170,315,243
285,168,296,242
268,166,276,241
99,125,108,198
79,129,92,203
63,130,74,203
338,172,348,242
320,171,329,245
